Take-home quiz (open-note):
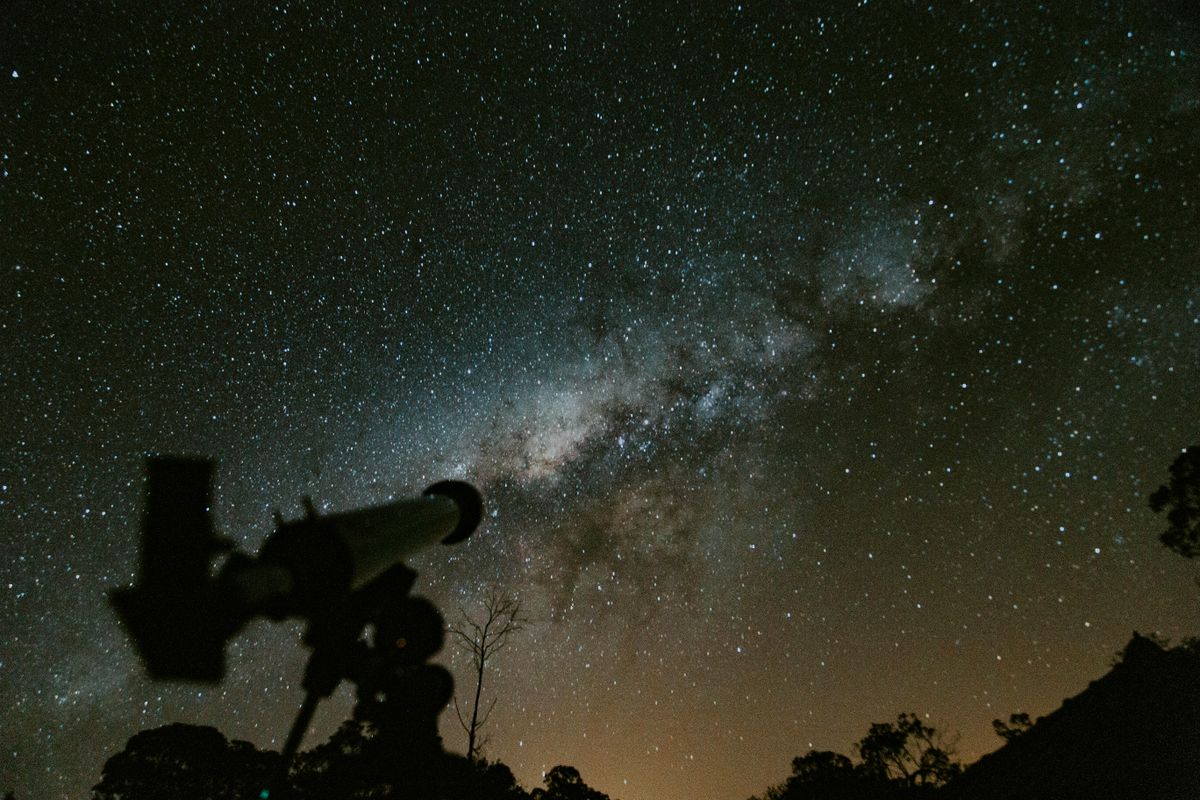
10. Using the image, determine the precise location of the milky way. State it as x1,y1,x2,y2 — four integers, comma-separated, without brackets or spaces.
2,4,1198,799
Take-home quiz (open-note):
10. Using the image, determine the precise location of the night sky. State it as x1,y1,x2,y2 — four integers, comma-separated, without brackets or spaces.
2,3,1199,799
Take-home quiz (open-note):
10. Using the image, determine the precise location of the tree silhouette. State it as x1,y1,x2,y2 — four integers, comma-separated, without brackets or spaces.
92,724,278,800
1150,445,1200,557
759,750,867,800
530,765,610,800
285,717,534,800
856,712,960,788
991,712,1032,742
440,758,533,800
449,590,528,762
289,719,376,798
752,713,961,800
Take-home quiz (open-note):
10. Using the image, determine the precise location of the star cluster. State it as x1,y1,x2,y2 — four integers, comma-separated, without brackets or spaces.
1,3,1198,799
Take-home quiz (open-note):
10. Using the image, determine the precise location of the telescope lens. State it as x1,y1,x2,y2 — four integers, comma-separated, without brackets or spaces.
424,480,484,544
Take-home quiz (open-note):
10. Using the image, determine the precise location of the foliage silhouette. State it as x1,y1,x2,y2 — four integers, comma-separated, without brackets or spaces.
756,750,870,800
530,765,611,800
92,724,279,800
96,718,533,800
288,719,376,798
856,712,961,788
455,759,531,800
1149,445,1200,557
990,713,1032,742
751,713,961,800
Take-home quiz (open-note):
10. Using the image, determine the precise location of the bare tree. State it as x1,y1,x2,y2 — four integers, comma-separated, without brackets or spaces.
448,591,527,762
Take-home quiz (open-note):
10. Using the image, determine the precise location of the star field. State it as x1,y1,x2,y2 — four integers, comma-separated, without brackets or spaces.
1,3,1198,799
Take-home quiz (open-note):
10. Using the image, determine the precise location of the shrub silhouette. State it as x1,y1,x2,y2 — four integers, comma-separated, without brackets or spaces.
92,724,278,800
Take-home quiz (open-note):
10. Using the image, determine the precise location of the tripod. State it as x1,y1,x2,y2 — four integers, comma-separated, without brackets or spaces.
265,564,454,798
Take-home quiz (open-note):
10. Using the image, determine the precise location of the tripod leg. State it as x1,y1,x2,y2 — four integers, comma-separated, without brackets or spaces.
261,691,321,799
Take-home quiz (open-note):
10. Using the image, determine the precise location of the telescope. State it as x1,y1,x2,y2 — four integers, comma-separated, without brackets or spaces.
111,457,485,796
112,457,483,682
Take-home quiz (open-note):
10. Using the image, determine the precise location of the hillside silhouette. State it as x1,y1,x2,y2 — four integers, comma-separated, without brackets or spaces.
945,632,1200,799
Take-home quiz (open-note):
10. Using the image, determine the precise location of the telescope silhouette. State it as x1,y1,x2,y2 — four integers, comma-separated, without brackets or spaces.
111,457,485,795
112,457,483,682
